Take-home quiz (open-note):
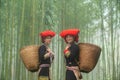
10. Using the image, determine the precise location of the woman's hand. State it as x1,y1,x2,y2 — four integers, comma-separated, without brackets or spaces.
47,48,51,52
47,48,52,53
65,44,71,49
46,48,54,58
44,52,51,59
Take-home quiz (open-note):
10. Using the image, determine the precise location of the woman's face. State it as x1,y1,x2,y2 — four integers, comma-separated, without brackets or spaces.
65,35,75,44
44,36,52,45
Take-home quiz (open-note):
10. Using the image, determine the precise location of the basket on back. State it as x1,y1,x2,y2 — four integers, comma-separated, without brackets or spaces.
78,43,101,73
20,45,40,72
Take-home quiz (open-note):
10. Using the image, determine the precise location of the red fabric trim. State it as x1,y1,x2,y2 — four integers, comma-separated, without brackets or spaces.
64,49,70,54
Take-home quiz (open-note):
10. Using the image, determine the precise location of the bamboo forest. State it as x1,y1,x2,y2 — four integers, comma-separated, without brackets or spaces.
0,0,120,80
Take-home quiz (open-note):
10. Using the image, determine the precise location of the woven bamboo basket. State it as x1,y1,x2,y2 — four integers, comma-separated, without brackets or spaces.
20,45,40,72
78,43,101,73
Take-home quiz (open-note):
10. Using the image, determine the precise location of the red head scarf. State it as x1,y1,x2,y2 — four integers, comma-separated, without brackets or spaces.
60,29,80,42
40,30,56,42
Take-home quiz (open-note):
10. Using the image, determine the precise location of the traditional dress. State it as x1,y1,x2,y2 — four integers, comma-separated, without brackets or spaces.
38,30,55,80
64,43,82,80
60,29,82,80
38,44,51,80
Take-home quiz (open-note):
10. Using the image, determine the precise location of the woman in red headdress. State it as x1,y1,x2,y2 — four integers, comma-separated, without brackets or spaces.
38,30,55,80
60,29,82,80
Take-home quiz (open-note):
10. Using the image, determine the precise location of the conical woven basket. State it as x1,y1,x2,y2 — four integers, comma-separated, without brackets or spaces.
20,45,40,72
78,43,101,73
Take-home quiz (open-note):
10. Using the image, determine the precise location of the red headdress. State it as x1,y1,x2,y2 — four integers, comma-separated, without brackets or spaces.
40,30,56,42
60,29,80,42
